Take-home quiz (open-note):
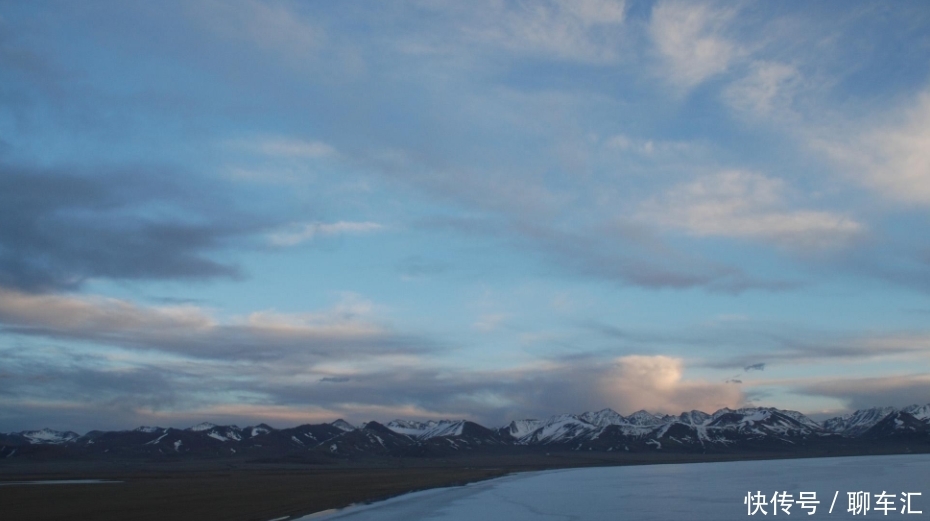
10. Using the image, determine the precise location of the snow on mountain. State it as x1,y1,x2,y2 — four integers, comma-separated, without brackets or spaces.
706,407,821,438
4,403,927,460
578,409,625,428
677,410,711,426
518,414,598,444
385,419,429,436
777,409,824,431
822,407,897,436
506,419,542,439
331,419,356,432
624,410,669,428
385,419,465,439
903,404,930,421
20,428,80,445
248,424,272,437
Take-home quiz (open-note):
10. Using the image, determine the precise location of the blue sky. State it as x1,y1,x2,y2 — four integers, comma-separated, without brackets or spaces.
2,0,930,432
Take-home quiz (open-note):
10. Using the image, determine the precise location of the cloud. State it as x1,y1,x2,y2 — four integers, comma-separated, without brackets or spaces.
268,221,384,247
817,91,930,205
744,363,766,372
0,165,254,292
433,0,627,63
232,137,337,159
0,287,430,363
724,61,801,117
706,331,930,370
185,0,322,61
602,355,743,414
319,376,351,383
248,354,743,426
649,1,738,89
0,335,741,431
795,374,930,411
425,216,796,293
640,170,863,250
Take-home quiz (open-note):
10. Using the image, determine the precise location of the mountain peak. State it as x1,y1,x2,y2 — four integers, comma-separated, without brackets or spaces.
331,419,356,431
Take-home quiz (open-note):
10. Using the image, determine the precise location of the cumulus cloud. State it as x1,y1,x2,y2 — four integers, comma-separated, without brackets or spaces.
601,355,742,414
640,170,863,250
649,0,738,89
268,221,384,246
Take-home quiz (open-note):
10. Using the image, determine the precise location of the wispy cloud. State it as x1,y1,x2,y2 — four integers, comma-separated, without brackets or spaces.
640,170,863,250
817,91,930,205
795,374,930,411
421,0,628,63
0,287,427,363
185,0,322,61
268,221,384,247
233,137,337,159
649,0,739,89
724,61,801,118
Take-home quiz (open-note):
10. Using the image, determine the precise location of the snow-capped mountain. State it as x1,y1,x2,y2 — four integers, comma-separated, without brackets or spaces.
822,406,898,436
1,403,927,460
385,419,467,439
19,428,80,445
331,419,356,432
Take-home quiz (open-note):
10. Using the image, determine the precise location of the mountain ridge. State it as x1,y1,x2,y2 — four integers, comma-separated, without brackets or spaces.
2,404,928,460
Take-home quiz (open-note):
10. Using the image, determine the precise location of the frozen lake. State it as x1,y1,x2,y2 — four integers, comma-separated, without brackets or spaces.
300,454,930,521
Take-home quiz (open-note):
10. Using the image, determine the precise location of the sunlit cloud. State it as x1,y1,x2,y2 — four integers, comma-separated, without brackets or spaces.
601,355,742,414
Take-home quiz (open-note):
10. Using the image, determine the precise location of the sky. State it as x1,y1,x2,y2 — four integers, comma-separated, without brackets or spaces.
1,0,930,433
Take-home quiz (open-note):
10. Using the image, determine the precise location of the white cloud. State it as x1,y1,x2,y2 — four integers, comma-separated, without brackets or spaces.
649,1,738,89
601,355,742,414
724,60,801,117
817,92,930,205
268,221,384,247
640,171,863,249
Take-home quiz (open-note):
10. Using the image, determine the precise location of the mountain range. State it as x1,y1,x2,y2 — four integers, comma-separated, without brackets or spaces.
2,404,929,460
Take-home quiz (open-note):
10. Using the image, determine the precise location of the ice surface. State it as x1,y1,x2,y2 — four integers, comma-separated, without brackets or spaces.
299,454,930,521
